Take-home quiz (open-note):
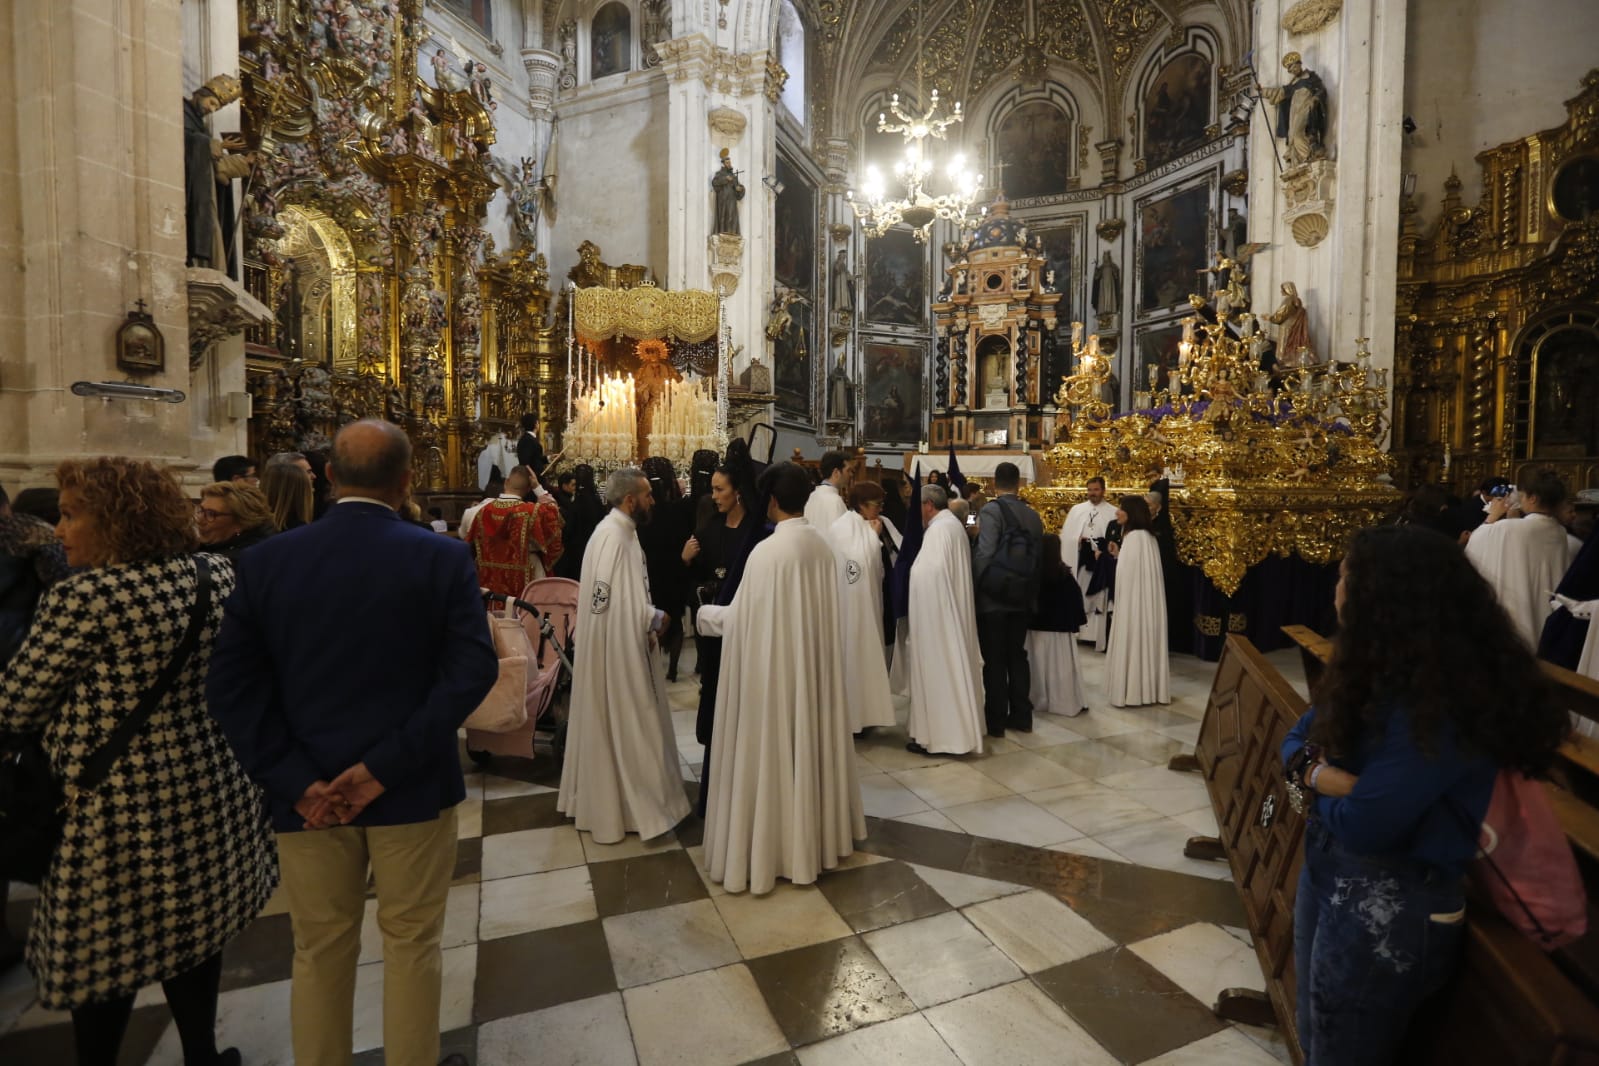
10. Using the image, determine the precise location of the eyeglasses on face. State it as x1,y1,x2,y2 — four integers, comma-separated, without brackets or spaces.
195,506,232,522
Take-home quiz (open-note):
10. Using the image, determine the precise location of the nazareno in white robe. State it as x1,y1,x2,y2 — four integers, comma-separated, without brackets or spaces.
1465,513,1579,651
1061,499,1117,646
827,511,899,730
1104,529,1170,707
558,509,690,843
696,518,866,894
804,481,848,530
906,510,986,754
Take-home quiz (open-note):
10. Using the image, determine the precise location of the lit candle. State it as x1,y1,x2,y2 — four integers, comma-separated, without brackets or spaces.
1182,319,1194,344
1072,322,1083,349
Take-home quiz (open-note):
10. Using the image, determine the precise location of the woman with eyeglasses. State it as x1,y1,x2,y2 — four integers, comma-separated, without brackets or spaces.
195,482,276,561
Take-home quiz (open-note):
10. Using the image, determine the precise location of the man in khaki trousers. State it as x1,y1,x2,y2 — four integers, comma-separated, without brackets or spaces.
209,420,498,1066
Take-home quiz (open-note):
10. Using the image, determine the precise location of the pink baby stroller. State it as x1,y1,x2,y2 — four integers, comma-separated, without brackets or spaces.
465,577,579,764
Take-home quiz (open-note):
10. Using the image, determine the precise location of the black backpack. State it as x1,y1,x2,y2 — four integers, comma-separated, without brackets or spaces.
979,498,1039,608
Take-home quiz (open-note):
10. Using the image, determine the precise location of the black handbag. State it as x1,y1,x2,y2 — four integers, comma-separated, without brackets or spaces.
0,556,213,884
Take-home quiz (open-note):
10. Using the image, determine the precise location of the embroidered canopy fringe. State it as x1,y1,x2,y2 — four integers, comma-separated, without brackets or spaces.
574,286,719,345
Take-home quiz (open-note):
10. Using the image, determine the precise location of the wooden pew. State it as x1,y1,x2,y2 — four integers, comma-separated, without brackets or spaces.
1183,633,1599,1065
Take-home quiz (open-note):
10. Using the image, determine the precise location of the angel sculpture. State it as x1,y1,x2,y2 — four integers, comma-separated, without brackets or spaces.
495,155,555,250
1199,243,1268,318
765,288,809,342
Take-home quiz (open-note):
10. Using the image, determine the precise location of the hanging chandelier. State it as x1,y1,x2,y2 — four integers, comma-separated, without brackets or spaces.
846,0,981,243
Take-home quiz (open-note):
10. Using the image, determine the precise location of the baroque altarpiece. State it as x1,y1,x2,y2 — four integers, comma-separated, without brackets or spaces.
234,0,559,494
1394,70,1599,493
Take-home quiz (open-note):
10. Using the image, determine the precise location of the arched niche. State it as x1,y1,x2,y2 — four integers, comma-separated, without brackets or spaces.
985,89,1077,200
272,205,359,372
1130,28,1220,170
975,333,1012,409
1516,307,1599,459
592,1,633,80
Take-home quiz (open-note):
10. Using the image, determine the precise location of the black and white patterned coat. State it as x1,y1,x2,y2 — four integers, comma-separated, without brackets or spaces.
0,554,278,1009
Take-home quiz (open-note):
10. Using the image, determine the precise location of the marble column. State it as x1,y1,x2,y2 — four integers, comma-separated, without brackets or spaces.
0,0,202,489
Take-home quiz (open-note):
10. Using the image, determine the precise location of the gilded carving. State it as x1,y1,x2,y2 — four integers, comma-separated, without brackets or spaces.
1094,0,1165,77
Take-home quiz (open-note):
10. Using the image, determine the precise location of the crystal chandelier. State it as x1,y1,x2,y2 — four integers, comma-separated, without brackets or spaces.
846,0,981,243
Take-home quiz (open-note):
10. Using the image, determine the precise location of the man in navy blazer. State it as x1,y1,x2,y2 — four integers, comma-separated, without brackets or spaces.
208,418,496,1066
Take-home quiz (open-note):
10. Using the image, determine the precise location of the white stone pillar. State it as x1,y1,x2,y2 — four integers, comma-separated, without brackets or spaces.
1248,0,1407,383
0,0,198,488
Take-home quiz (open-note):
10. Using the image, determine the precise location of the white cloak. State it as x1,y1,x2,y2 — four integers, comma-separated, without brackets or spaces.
906,510,985,754
1061,499,1117,645
804,483,847,530
1104,530,1170,707
558,510,690,843
695,518,865,894
1465,514,1577,650
827,511,898,730
1026,631,1086,717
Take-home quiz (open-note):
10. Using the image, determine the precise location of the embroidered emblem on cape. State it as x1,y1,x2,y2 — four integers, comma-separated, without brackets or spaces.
591,581,611,613
845,560,863,585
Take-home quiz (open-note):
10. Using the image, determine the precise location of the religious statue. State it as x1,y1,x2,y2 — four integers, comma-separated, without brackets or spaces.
1091,250,1121,315
1267,282,1313,366
1203,253,1250,318
1012,262,1031,290
1261,52,1328,167
831,249,855,313
432,48,465,94
827,353,854,421
469,62,494,109
765,287,808,341
712,149,745,237
503,155,552,249
185,73,254,271
557,21,578,90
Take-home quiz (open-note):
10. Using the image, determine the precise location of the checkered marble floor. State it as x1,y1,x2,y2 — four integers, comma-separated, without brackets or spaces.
1,646,1307,1065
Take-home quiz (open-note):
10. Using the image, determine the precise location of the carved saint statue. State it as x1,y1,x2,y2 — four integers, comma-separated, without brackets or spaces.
712,148,745,237
1261,52,1328,167
185,74,253,270
831,249,854,313
505,155,553,250
1091,250,1121,315
469,62,494,109
1267,282,1313,366
432,48,465,94
828,353,854,421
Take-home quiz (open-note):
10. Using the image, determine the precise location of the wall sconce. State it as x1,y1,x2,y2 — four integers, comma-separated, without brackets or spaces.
762,174,785,195
71,381,187,403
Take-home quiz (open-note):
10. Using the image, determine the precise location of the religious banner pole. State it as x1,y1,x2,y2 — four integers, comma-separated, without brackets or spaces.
565,281,576,426
715,285,730,449
1243,52,1285,176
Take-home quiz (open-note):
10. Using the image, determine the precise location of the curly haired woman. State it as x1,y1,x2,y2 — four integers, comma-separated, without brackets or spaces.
1282,525,1569,1065
0,458,277,1066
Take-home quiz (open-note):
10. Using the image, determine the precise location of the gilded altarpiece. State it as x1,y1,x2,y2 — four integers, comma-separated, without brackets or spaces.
1394,70,1599,493
237,0,557,495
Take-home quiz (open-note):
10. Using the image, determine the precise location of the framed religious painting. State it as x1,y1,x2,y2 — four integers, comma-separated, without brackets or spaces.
773,298,814,420
994,100,1073,200
773,155,815,294
1135,321,1187,397
591,2,632,79
1035,226,1074,322
1142,55,1212,169
861,340,924,445
864,228,926,327
1137,182,1212,315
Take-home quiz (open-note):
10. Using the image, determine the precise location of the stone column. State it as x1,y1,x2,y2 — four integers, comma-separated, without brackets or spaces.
1248,0,1407,381
0,0,198,488
523,47,562,254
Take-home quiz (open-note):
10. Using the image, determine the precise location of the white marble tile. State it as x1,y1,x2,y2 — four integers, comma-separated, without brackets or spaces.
830,849,891,870
711,882,851,958
480,825,587,880
478,991,639,1066
1095,818,1234,880
968,750,1086,793
346,943,477,1051
1042,710,1141,740
478,866,596,940
1135,785,1217,817
858,740,954,772
889,763,1013,809
1155,720,1204,747
796,1010,964,1066
685,844,727,898
1233,1022,1296,1065
148,977,293,1065
1140,1028,1287,1065
961,890,1115,972
456,794,484,840
893,809,962,832
579,828,681,864
602,898,742,989
1003,718,1087,749
923,980,1119,1066
481,774,556,801
1130,922,1267,1009
938,795,1082,847
1176,805,1220,837
904,863,1027,908
623,964,789,1066
860,772,932,818
1028,785,1165,837
862,911,1022,1009
359,882,480,964
1097,763,1211,794
1037,738,1157,779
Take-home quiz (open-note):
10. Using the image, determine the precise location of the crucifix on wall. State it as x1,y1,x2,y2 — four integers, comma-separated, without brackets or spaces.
992,158,1010,197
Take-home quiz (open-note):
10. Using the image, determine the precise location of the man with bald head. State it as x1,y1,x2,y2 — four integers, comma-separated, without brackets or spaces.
209,418,498,1066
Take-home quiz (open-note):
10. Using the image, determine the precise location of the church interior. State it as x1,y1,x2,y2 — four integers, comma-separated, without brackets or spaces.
4,0,1599,1063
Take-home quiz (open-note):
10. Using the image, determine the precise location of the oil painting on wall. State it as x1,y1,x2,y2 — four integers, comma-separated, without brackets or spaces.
995,101,1073,200
773,300,813,420
865,229,925,327
774,156,815,293
862,341,923,444
1138,184,1210,314
1143,55,1212,168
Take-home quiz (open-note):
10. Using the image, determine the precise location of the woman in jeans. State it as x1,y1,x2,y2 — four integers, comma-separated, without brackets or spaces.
0,458,277,1066
1282,525,1568,1065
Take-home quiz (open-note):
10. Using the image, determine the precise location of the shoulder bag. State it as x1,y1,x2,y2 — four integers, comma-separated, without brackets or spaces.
0,556,214,884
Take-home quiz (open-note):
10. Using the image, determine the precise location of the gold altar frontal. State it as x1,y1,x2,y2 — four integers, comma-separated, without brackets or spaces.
1025,306,1400,597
